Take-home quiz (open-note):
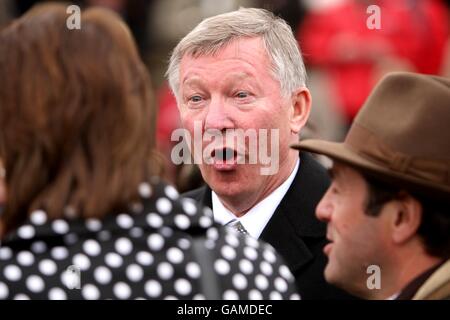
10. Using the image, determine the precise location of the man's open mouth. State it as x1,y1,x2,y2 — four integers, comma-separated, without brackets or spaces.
208,147,240,171
212,147,237,162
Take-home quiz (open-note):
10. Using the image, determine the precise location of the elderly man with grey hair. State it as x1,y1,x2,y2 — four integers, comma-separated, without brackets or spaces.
167,8,353,299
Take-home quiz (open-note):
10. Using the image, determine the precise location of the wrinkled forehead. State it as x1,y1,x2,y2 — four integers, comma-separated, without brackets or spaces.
178,37,276,88
180,37,271,71
189,35,268,56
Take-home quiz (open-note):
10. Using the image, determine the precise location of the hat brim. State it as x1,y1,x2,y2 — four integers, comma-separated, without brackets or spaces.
292,140,450,200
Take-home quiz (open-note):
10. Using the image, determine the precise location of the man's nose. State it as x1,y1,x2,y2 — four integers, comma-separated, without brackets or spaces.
204,96,234,131
316,189,333,222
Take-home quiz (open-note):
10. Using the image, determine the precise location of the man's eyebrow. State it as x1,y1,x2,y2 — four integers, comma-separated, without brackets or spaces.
327,166,340,180
227,72,263,92
182,76,202,86
182,72,257,89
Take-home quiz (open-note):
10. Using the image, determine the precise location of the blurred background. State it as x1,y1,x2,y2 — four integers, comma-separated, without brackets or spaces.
1,0,449,192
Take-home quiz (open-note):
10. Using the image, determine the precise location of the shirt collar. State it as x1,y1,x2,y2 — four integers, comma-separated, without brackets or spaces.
386,293,400,300
212,159,300,239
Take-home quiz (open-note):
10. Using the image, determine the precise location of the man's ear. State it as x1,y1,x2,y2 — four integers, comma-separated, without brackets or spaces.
289,87,311,134
390,192,423,245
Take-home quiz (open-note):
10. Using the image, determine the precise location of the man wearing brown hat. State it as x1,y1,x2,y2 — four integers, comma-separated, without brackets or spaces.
292,72,450,299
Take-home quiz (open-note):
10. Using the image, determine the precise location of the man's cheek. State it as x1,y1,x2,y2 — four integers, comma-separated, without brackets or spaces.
179,114,191,129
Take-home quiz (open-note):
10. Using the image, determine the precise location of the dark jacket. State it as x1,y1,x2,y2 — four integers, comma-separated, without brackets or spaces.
0,180,299,300
184,152,355,299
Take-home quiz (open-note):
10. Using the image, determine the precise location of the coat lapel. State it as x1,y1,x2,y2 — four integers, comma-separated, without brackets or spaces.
260,152,329,273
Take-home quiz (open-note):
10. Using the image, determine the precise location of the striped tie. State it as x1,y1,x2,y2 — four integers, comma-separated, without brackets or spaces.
225,219,249,236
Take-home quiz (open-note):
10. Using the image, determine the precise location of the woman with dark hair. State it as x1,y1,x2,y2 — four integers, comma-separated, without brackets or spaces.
0,3,298,300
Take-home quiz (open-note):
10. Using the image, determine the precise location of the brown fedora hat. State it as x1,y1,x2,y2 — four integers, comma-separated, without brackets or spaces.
291,72,450,199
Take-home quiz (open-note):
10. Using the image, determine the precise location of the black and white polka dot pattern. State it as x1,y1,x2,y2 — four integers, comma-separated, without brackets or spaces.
0,179,299,300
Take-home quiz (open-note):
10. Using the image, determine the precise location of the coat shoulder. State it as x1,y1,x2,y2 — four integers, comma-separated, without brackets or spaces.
182,186,207,201
414,260,450,300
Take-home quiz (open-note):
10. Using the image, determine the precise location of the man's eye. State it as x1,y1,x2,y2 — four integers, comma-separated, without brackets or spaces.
189,95,203,103
235,91,249,99
331,186,339,194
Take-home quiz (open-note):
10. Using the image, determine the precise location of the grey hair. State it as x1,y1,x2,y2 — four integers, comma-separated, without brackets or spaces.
166,7,307,101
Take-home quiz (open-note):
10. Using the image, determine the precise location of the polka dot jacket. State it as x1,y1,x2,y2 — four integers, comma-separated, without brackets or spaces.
0,179,299,300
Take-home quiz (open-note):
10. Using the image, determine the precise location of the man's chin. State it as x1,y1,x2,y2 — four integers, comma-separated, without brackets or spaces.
324,262,342,286
201,166,259,200
325,264,366,297
202,165,239,185
210,182,243,198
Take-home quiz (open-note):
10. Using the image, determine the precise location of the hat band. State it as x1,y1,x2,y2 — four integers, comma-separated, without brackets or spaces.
345,123,450,188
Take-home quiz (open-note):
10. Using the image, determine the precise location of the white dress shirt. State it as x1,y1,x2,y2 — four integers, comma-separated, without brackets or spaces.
212,159,300,239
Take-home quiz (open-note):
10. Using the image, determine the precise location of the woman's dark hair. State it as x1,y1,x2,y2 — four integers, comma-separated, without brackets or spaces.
363,174,450,259
0,3,160,234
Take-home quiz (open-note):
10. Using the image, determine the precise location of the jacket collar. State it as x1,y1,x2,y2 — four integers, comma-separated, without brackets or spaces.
260,152,329,272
